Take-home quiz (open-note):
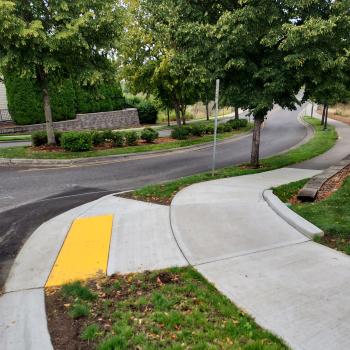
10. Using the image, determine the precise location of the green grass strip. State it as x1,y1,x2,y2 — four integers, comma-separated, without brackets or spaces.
273,177,350,255
133,117,337,202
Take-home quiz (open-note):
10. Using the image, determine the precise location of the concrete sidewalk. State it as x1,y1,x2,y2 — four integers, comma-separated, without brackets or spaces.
171,168,350,350
1,195,187,350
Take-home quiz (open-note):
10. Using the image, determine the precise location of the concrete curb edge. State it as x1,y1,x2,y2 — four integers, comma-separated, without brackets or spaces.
263,189,324,239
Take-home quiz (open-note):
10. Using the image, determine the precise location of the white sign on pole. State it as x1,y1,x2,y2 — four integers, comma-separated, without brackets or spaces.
212,79,220,176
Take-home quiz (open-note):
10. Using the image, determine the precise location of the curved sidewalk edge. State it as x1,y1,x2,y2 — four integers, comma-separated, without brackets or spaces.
0,194,187,350
0,131,252,168
263,190,324,239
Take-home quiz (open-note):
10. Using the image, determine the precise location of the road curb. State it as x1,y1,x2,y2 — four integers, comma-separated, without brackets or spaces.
263,189,324,239
0,131,252,168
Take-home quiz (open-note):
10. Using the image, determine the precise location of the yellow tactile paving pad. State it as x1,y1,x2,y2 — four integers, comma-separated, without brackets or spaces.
46,215,114,287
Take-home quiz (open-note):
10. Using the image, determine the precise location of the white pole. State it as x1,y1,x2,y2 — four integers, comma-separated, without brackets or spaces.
212,79,220,176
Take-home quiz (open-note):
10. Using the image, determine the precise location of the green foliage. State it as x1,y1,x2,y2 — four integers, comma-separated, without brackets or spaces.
223,123,233,132
61,281,97,301
69,303,90,319
124,131,139,146
216,124,225,134
91,131,106,147
120,1,209,124
141,128,159,143
125,96,158,124
101,130,115,142
5,74,125,125
5,74,45,125
205,124,215,134
190,123,206,137
171,126,190,140
81,324,101,341
75,81,126,114
31,131,48,147
61,132,93,152
31,131,62,146
112,132,125,147
273,179,309,203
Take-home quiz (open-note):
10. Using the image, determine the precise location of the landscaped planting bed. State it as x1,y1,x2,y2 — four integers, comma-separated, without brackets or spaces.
0,119,252,159
46,267,288,350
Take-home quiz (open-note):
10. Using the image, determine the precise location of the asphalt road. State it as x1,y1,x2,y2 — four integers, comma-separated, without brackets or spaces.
0,104,308,287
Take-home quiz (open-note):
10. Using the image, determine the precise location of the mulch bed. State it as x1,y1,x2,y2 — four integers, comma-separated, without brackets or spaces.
118,191,172,206
46,271,180,350
287,165,350,205
316,164,350,201
30,138,178,153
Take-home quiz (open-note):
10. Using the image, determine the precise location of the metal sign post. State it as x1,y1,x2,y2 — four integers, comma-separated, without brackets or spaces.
212,79,220,176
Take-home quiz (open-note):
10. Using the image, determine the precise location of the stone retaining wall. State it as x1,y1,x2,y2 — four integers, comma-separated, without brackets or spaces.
0,108,140,134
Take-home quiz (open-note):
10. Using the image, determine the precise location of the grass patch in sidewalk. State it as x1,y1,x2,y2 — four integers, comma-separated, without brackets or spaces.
46,267,288,350
0,127,251,159
131,117,337,205
273,177,350,255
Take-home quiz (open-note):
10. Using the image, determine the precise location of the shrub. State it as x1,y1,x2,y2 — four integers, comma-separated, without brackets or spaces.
171,126,190,140
239,119,248,128
91,131,105,146
205,124,215,134
141,128,159,143
32,131,47,146
101,130,115,142
125,96,158,124
217,124,225,134
32,131,62,146
227,119,241,130
224,123,233,132
4,72,125,125
125,131,139,146
191,124,206,137
112,131,125,147
61,131,93,152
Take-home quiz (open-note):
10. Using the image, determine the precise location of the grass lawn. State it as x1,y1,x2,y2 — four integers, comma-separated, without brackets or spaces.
0,126,252,160
131,117,337,204
0,134,31,142
273,177,350,255
46,267,288,350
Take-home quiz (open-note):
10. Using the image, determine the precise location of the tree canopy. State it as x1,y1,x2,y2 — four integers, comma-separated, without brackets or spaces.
0,0,124,143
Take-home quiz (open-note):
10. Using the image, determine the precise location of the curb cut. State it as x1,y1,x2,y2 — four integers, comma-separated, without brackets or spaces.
0,131,252,168
263,189,324,239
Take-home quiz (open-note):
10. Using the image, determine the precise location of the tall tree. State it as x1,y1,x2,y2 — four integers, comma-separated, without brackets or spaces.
215,1,302,167
281,0,350,130
0,0,123,144
119,0,216,127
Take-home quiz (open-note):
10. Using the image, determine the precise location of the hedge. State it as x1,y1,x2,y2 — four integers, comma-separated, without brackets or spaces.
4,73,125,125
125,96,158,124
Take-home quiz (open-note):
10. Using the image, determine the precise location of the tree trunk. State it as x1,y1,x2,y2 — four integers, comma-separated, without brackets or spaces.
250,117,264,168
235,106,239,120
181,105,187,125
174,106,182,127
321,104,326,126
38,70,56,145
205,102,210,121
324,105,329,130
167,108,170,126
